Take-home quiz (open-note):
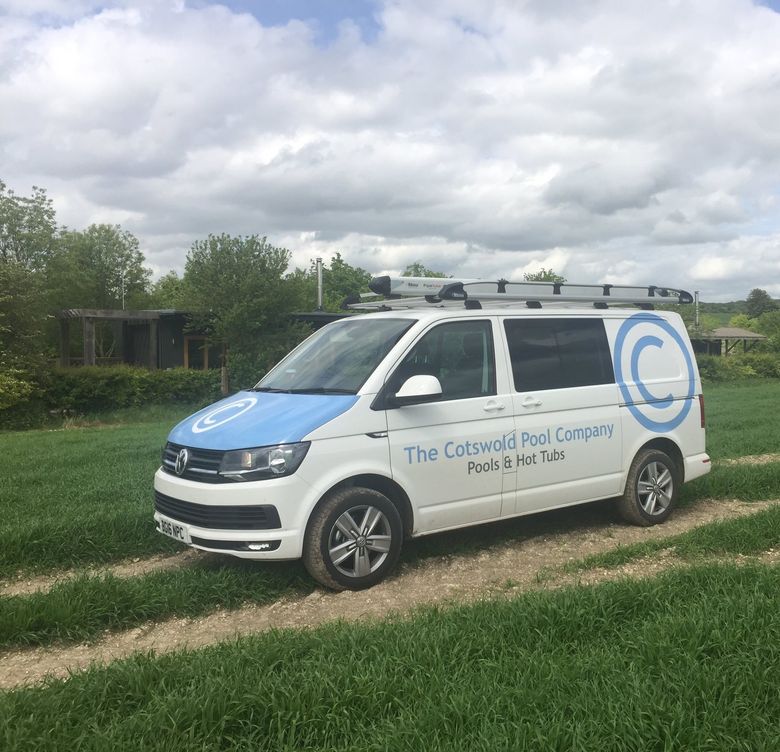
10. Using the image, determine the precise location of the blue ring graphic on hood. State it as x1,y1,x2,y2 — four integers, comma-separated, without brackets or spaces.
168,391,359,450
191,397,258,433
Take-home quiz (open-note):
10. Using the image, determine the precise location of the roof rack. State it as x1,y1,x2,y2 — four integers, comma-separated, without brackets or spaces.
347,277,693,311
439,280,693,306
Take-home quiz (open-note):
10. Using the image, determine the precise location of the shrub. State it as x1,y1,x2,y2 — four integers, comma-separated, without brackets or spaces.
0,370,47,430
737,352,780,378
0,370,35,411
695,355,758,382
46,366,222,412
0,366,223,429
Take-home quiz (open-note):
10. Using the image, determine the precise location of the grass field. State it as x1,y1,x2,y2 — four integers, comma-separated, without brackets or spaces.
1,380,777,578
2,564,780,750
1,380,779,750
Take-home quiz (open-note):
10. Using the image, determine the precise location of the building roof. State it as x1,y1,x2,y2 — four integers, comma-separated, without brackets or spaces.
696,327,767,341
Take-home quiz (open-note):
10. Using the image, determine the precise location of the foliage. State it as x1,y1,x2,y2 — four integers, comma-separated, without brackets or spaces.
46,366,222,412
752,310,780,351
745,288,778,319
0,260,49,375
0,367,221,429
0,370,34,411
695,353,780,381
181,234,312,387
523,267,566,282
318,252,372,310
46,224,152,311
0,180,58,271
401,261,447,277
148,270,184,309
737,352,780,378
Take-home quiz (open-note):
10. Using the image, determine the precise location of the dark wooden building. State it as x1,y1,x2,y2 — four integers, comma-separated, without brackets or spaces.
56,309,220,370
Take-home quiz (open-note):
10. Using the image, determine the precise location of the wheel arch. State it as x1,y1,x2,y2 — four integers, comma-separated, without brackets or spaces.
633,437,685,482
307,474,415,539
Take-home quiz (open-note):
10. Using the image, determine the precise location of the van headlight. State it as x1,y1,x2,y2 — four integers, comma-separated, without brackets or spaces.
218,442,310,482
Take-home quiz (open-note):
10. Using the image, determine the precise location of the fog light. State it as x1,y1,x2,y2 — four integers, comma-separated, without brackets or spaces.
246,541,281,552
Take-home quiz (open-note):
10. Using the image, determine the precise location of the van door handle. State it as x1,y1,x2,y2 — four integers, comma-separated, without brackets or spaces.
522,396,542,408
483,400,506,412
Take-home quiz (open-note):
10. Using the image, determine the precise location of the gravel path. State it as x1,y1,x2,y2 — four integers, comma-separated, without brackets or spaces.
1,497,776,691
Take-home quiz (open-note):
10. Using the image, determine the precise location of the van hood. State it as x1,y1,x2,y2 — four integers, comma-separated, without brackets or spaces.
168,390,359,450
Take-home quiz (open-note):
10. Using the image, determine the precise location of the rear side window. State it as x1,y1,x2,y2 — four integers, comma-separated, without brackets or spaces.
504,318,614,392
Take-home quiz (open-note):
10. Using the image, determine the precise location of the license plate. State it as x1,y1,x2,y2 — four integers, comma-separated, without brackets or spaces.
158,515,191,544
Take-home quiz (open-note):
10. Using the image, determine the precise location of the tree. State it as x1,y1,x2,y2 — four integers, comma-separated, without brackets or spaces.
0,180,58,271
0,260,48,375
149,270,185,309
47,224,152,310
301,253,371,311
182,234,311,385
401,262,447,278
523,268,566,283
745,288,778,319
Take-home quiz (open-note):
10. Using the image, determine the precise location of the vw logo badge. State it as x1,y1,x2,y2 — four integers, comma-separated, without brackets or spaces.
175,448,189,476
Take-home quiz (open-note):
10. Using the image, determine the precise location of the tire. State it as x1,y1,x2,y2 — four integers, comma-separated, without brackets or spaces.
303,487,403,591
616,449,680,526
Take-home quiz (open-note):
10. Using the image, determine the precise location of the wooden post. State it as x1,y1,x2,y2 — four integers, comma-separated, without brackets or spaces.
221,345,229,395
59,319,70,367
82,318,96,366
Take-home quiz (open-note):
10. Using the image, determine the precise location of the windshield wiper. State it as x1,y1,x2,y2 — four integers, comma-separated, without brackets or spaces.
249,386,292,393
286,387,356,395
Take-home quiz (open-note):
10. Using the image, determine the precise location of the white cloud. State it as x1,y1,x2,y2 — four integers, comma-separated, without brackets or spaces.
1,0,779,301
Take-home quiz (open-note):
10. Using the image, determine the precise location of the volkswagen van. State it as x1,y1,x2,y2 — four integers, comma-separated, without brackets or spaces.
153,279,710,590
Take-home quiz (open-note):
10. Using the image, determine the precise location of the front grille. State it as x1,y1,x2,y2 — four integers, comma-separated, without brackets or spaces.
154,491,281,530
161,442,225,483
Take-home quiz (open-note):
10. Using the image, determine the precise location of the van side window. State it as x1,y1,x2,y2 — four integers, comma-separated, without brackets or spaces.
504,319,614,392
393,320,496,401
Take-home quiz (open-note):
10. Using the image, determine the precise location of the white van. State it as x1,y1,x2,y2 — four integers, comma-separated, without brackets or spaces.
154,279,710,590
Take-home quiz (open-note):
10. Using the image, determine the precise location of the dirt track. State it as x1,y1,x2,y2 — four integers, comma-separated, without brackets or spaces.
1,497,776,691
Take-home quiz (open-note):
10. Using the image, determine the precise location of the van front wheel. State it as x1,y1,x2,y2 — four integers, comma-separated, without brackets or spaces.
617,449,680,526
303,487,403,591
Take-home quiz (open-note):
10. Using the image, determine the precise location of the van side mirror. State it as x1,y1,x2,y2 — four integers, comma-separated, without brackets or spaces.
391,375,443,407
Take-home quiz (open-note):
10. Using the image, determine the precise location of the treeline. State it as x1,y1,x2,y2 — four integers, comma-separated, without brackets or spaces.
0,180,376,426
2,179,780,426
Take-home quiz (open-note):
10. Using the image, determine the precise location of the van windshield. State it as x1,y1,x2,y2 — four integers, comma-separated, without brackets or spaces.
253,318,415,395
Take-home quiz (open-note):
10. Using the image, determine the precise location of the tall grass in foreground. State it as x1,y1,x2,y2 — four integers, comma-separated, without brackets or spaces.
0,559,312,649
2,499,780,651
2,564,780,750
567,502,780,571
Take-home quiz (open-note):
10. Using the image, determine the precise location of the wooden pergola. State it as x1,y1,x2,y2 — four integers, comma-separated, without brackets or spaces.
692,326,768,356
56,309,162,368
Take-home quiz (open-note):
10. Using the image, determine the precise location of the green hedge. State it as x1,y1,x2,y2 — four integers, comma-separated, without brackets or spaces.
0,366,222,430
46,366,222,411
697,353,780,381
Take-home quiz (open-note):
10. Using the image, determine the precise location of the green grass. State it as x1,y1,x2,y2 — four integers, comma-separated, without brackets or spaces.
568,503,780,572
0,558,312,650
0,384,780,647
2,564,780,750
0,381,777,581
0,406,201,577
703,380,780,459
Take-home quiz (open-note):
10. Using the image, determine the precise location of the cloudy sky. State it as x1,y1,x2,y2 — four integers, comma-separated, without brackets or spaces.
2,0,779,301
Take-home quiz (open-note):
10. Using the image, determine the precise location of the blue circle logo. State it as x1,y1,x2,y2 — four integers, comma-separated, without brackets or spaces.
191,397,257,434
613,313,696,432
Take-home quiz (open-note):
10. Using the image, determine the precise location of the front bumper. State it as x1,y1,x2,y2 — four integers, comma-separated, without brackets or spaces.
153,467,313,560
